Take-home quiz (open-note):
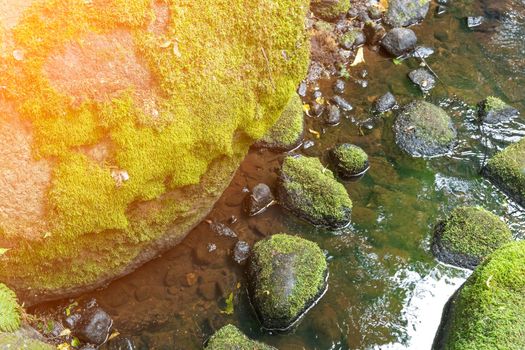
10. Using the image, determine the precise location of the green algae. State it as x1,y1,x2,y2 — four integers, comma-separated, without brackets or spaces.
249,234,328,330
206,324,276,350
440,241,525,350
483,96,509,113
257,93,304,150
0,0,310,299
279,156,352,227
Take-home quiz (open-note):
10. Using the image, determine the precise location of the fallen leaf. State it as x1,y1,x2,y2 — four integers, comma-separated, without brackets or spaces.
308,128,321,139
108,331,120,341
392,58,403,65
315,96,325,105
59,329,71,337
0,248,10,256
159,40,172,48
302,104,310,113
57,343,70,350
173,42,182,58
71,337,80,347
350,47,365,67
220,292,234,315
43,232,52,239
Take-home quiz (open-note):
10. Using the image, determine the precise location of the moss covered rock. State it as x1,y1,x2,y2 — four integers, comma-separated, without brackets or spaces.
277,156,352,228
478,96,519,124
0,332,54,350
0,0,310,303
248,234,328,330
431,207,512,269
433,241,525,350
310,0,351,22
393,100,456,157
255,94,305,151
330,144,369,178
205,324,276,350
483,137,525,208
385,0,431,27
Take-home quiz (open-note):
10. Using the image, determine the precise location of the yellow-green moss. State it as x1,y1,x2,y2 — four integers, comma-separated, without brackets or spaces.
206,324,276,350
0,0,310,299
0,332,54,350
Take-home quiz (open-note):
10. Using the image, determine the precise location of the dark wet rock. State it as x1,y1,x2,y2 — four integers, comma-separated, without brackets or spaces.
483,137,525,208
313,90,323,99
339,29,365,49
385,0,430,27
73,304,113,345
233,241,250,264
65,314,81,329
105,337,136,350
436,0,448,4
209,222,237,238
411,46,434,59
297,82,307,97
433,241,525,350
310,102,325,117
393,100,456,157
408,68,436,92
381,28,417,57
333,79,345,94
277,155,352,227
247,234,328,330
307,61,325,82
332,95,353,111
325,105,341,125
310,0,351,21
467,16,484,28
364,22,387,46
255,94,304,151
374,92,397,113
478,96,519,124
330,144,369,178
206,324,276,349
303,140,315,149
244,183,274,216
431,206,512,269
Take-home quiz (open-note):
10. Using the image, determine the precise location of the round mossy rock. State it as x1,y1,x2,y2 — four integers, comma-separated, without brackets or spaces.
255,94,305,151
277,155,352,228
433,241,525,350
310,0,351,21
0,283,21,333
393,101,456,157
483,137,525,207
330,144,369,178
206,324,276,350
478,96,519,124
0,0,310,303
385,0,430,27
431,207,512,269
248,234,328,330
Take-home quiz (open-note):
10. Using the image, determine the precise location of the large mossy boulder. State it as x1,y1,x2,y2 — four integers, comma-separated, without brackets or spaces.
277,156,353,228
255,94,305,151
205,324,276,350
431,207,513,269
385,0,430,28
433,241,525,350
0,0,310,304
483,137,525,208
393,101,456,157
310,0,351,22
248,234,328,331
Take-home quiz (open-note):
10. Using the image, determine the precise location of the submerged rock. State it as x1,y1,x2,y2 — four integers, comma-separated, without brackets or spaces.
325,104,342,125
483,137,525,207
255,94,305,151
374,92,397,113
248,234,328,330
332,95,353,111
433,241,525,350
478,96,519,124
385,0,430,27
381,28,417,57
73,304,113,345
408,68,436,92
243,183,274,216
431,207,512,269
277,156,352,228
393,101,456,157
310,0,351,21
206,324,276,349
330,144,369,178
233,241,251,264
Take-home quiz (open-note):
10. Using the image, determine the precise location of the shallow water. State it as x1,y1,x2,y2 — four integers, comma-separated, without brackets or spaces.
34,1,525,349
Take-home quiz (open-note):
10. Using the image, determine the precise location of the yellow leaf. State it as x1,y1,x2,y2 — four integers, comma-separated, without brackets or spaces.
380,0,389,10
59,329,71,337
302,104,310,113
108,331,120,341
315,96,325,105
57,343,70,350
0,248,10,256
350,47,365,67
43,232,52,239
220,292,234,315
308,128,321,139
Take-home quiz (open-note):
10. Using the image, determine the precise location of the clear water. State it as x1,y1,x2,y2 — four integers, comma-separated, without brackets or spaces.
34,1,525,349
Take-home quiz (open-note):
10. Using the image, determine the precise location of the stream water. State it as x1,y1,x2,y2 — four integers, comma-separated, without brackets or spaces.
33,0,525,349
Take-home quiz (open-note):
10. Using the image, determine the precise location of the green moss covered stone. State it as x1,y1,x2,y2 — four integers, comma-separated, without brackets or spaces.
278,156,352,227
484,137,525,208
393,100,456,157
0,332,54,350
432,207,512,269
478,96,519,124
434,241,525,350
331,144,369,178
255,94,305,151
311,0,351,21
385,0,430,27
248,234,328,330
0,284,21,333
206,324,276,350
